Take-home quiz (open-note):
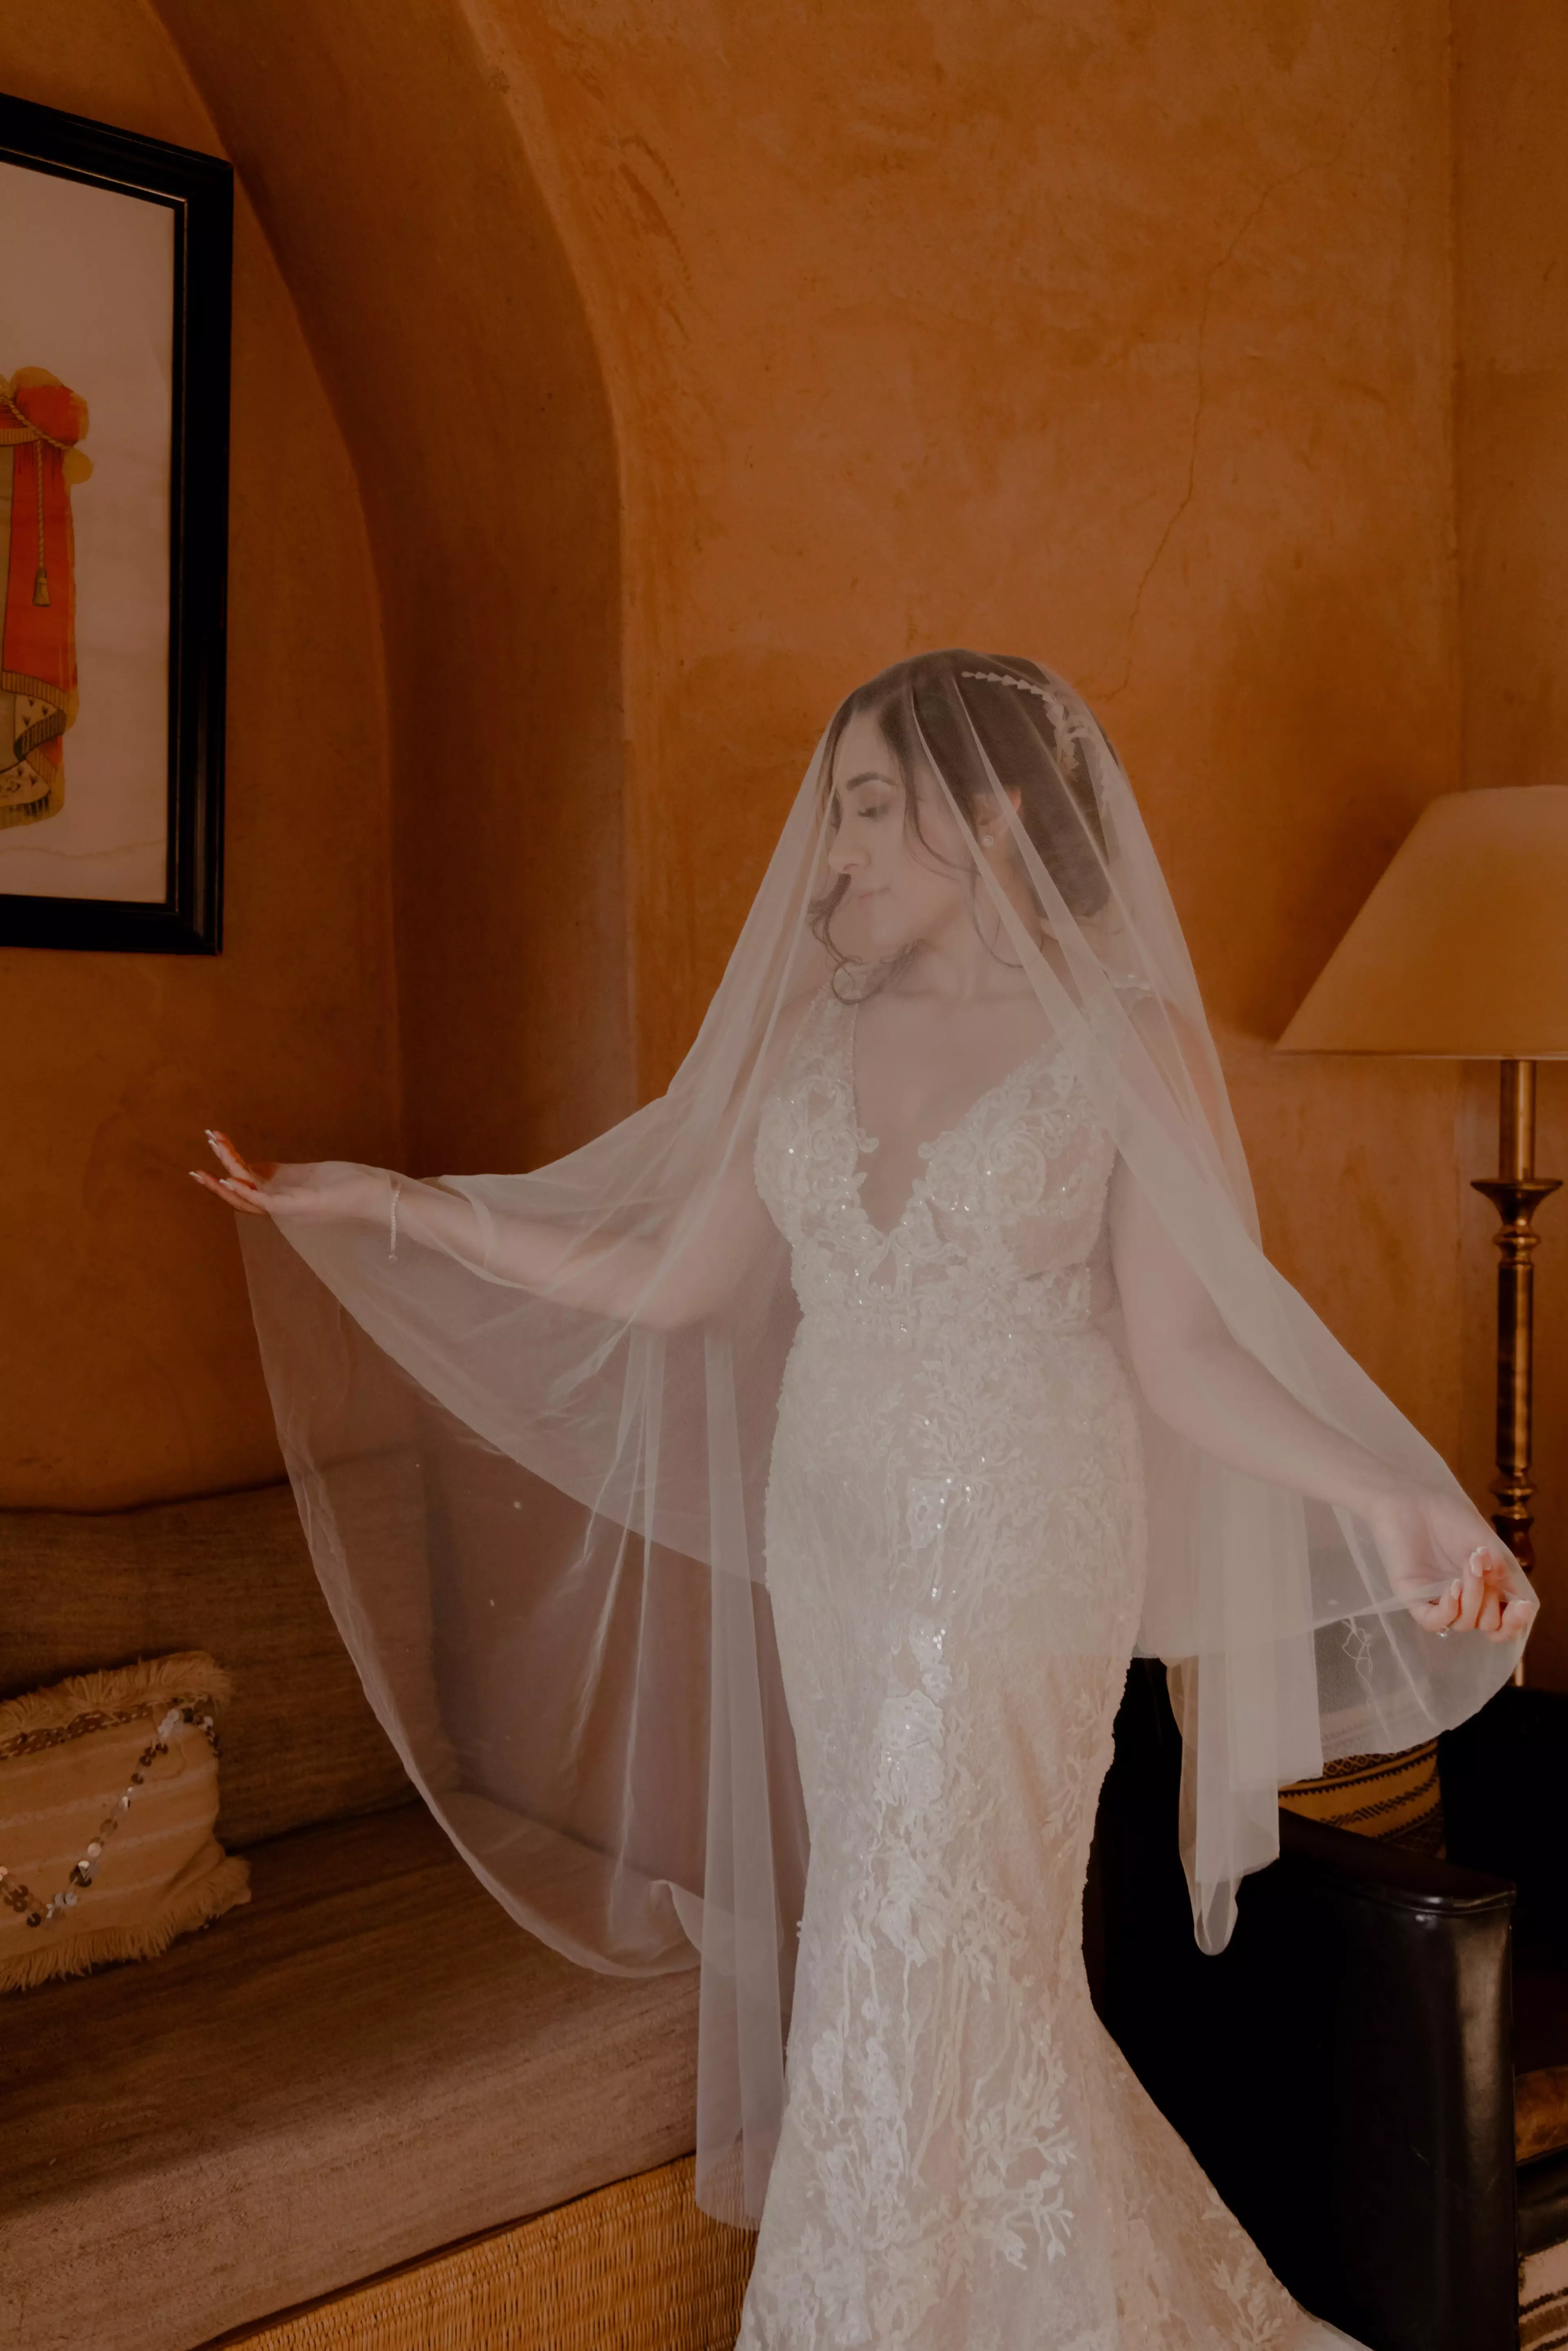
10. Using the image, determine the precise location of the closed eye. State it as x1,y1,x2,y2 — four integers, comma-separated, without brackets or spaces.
833,768,901,829
837,781,900,825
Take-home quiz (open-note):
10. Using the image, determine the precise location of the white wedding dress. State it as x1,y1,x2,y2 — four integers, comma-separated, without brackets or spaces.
240,652,1516,2341
739,985,1360,2351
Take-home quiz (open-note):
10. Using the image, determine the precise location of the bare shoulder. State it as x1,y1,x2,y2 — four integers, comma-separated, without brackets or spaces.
750,978,829,1092
705,976,829,1150
1124,987,1227,1130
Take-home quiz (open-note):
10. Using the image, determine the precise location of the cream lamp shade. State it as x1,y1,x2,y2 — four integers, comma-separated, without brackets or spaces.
1278,785,1568,1058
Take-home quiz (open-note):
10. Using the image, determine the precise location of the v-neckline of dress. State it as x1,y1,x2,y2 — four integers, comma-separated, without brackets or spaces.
840,996,1059,1246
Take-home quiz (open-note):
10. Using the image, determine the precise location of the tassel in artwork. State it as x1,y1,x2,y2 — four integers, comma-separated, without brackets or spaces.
32,437,51,603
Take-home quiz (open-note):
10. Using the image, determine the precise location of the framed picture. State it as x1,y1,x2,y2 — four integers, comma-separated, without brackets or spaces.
0,92,231,953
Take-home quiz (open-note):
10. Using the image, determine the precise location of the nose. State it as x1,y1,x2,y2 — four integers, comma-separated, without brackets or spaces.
827,827,865,877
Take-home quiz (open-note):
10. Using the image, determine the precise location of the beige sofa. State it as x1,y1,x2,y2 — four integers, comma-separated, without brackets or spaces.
0,1484,701,2351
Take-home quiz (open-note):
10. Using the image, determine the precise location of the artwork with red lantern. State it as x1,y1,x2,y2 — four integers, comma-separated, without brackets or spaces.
0,96,230,952
1,367,93,829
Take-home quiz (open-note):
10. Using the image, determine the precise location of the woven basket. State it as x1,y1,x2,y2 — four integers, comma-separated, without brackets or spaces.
1278,1737,1445,1855
221,2154,757,2351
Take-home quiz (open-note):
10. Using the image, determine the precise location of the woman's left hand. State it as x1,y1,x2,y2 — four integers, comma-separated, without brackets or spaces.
1363,1486,1539,1645
190,1130,386,1228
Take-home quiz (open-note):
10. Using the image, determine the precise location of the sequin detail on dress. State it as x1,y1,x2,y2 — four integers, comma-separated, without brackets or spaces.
739,985,1296,2350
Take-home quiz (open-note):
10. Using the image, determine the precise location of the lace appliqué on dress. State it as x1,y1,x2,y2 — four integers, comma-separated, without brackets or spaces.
739,987,1296,2350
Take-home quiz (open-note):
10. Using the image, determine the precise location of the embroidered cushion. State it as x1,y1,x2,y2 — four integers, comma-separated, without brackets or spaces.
0,1650,249,1992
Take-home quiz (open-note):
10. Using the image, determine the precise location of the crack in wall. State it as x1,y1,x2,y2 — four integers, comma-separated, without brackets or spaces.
1102,4,1403,703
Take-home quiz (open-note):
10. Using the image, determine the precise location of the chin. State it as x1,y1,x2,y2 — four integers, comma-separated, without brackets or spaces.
841,917,909,964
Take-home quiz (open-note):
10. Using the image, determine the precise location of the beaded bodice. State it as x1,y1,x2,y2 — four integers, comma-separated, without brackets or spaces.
754,985,1117,1346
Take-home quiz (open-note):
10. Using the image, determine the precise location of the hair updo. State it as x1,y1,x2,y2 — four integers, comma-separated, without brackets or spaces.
810,648,1111,966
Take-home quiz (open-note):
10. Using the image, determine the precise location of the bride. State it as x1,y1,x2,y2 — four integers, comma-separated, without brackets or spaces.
198,651,1533,2349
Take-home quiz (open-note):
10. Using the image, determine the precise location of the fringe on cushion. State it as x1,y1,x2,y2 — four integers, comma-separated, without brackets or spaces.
0,1851,251,1993
0,1650,233,1742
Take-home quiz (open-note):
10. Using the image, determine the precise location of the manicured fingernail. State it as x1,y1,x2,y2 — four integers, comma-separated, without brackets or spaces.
1451,1580,1462,1598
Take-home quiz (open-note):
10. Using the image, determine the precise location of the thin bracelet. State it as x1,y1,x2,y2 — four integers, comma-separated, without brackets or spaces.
388,1174,402,1262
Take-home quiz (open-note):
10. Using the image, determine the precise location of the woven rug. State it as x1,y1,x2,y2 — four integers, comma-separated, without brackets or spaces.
219,2155,756,2350
1523,2233,1568,2351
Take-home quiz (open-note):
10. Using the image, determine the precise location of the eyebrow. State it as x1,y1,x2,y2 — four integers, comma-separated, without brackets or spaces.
839,770,897,792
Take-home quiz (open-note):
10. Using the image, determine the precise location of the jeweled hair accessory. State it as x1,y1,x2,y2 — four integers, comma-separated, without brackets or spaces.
960,666,1094,768
959,667,1053,701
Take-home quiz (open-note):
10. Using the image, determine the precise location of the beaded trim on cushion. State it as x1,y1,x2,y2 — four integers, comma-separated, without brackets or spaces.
0,1700,202,1763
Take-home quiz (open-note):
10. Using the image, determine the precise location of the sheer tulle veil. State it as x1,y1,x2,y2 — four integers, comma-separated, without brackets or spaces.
240,652,1524,2225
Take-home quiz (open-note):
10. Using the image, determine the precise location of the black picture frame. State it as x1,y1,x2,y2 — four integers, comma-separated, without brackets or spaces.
0,92,231,954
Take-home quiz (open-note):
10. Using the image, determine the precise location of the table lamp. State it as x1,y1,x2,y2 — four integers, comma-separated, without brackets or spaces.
1278,784,1568,1596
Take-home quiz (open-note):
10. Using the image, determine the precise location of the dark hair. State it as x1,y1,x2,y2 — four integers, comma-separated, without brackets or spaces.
810,649,1110,972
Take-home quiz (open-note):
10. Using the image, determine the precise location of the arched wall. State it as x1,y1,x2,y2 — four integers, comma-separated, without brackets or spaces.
154,0,632,1179
466,0,1472,1462
0,2,400,1507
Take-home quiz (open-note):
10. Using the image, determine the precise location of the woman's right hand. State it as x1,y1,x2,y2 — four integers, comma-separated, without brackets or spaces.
190,1130,385,1228
1361,1482,1539,1647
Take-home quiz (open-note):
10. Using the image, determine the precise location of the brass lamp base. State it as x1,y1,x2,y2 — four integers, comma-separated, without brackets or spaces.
1471,1059,1559,1682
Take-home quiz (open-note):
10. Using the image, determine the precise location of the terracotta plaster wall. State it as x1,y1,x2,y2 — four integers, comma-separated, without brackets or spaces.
1454,1,1568,1678
152,0,632,1181
472,0,1471,1455
12,0,1542,1599
0,4,399,1508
